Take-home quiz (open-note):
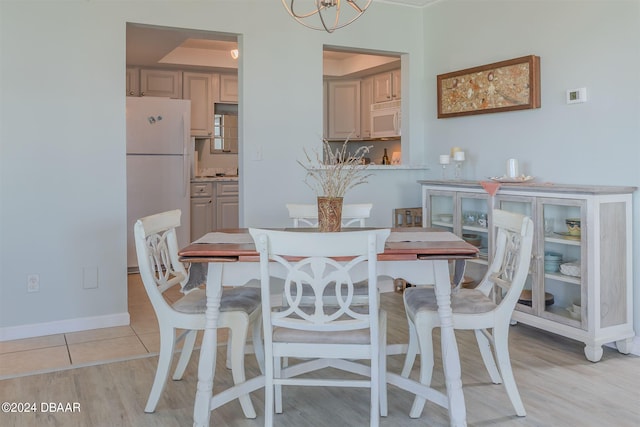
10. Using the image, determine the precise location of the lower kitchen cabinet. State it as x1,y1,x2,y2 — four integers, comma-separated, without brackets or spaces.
190,180,239,241
420,180,636,362
190,182,214,242
215,181,239,229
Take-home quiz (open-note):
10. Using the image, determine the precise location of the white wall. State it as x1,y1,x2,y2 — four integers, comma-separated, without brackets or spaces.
0,1,426,337
1,0,638,342
422,0,640,336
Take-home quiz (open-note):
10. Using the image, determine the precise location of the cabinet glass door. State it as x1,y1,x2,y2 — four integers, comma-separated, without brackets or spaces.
459,193,489,259
539,198,585,328
426,190,455,231
496,196,535,313
459,193,489,286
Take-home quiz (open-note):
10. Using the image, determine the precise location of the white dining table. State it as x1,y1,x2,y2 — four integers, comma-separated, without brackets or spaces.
179,228,478,427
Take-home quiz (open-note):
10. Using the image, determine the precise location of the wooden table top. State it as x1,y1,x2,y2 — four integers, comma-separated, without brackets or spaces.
178,228,479,263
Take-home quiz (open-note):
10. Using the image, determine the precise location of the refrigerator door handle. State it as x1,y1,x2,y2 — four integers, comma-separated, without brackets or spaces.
182,111,189,198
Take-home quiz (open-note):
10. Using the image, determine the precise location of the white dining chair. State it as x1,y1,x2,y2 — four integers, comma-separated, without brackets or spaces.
250,228,390,427
400,209,533,418
286,202,394,299
286,203,373,228
134,209,263,417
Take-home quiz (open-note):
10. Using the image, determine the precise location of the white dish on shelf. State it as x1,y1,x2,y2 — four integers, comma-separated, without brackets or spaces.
490,175,535,183
438,214,453,223
560,262,581,277
566,307,581,320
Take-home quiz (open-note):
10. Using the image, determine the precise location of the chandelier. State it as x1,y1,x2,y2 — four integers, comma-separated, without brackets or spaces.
281,0,373,33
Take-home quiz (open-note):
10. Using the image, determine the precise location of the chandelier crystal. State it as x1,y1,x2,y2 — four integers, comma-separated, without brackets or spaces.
281,0,373,33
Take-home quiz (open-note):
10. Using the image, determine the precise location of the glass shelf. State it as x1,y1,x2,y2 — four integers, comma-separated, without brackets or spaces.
545,235,581,246
544,272,581,285
462,224,489,233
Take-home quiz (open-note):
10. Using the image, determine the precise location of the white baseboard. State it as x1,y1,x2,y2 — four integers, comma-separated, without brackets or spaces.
0,312,130,342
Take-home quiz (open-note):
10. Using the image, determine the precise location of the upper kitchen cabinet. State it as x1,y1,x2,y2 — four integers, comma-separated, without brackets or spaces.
392,69,401,100
360,76,374,140
326,79,361,140
140,69,183,98
219,74,238,103
373,69,401,103
183,72,214,137
126,67,140,97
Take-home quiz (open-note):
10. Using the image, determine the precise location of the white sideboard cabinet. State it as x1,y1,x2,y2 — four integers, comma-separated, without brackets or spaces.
420,180,636,362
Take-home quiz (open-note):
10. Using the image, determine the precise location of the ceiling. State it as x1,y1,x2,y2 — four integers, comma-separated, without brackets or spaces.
127,2,438,69
126,24,238,69
127,23,400,75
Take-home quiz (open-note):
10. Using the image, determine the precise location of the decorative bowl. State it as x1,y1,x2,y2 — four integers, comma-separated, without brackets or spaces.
462,233,482,247
565,218,581,236
544,251,563,261
518,290,554,306
439,213,453,223
544,260,562,273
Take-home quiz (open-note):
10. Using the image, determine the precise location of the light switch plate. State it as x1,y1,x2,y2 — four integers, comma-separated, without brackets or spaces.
567,87,587,104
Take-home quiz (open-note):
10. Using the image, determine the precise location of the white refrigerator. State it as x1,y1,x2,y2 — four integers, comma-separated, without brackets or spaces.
126,97,192,269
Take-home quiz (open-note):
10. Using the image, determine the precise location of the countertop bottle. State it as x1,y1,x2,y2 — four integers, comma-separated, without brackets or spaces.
382,148,390,165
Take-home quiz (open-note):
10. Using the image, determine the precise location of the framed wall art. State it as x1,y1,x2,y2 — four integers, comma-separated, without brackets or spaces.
437,55,541,118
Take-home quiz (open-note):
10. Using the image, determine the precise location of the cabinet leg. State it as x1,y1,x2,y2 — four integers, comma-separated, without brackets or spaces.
583,344,603,362
615,338,633,355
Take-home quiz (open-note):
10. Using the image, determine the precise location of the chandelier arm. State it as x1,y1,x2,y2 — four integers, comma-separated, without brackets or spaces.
283,0,371,33
285,0,323,19
318,1,342,33
347,0,364,13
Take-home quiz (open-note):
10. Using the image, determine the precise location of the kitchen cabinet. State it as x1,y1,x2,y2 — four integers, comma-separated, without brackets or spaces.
215,181,239,229
219,74,238,103
190,182,214,242
191,180,239,239
373,69,401,103
360,76,374,139
183,72,213,137
326,79,361,140
140,69,182,98
391,69,401,100
126,67,140,96
420,180,636,362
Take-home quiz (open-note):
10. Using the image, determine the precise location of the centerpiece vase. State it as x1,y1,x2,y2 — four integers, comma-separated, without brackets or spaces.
317,196,343,232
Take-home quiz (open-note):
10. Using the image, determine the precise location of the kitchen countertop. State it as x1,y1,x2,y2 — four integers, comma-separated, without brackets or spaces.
192,176,238,182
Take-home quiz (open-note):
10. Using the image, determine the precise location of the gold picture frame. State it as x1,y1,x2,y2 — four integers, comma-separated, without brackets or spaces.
437,55,541,118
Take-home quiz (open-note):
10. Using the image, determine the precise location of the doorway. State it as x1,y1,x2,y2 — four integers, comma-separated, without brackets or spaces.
125,23,241,313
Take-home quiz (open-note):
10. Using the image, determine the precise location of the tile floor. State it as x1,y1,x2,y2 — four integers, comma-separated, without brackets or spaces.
0,274,224,379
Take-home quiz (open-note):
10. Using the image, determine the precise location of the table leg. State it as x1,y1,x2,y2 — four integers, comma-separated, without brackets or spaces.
193,263,223,427
433,260,467,427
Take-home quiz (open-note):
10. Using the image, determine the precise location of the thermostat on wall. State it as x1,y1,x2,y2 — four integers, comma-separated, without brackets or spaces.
567,87,587,104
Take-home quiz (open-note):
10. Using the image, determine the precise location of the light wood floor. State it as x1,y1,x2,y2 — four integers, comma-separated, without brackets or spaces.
1,281,639,426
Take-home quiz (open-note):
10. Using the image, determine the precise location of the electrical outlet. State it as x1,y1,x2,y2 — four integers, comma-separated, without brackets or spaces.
252,146,263,161
27,274,40,293
83,267,99,289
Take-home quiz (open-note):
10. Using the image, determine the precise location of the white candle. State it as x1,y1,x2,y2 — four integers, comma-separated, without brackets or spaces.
507,158,519,178
450,146,461,157
453,151,465,161
439,154,450,165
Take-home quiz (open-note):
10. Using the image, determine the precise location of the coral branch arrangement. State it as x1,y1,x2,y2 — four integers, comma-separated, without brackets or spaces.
298,138,372,198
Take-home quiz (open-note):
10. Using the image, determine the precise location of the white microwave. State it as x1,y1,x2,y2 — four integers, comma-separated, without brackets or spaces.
371,100,401,138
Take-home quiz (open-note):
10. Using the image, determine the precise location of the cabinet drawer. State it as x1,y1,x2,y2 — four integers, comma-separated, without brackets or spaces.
216,182,238,196
190,182,213,197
